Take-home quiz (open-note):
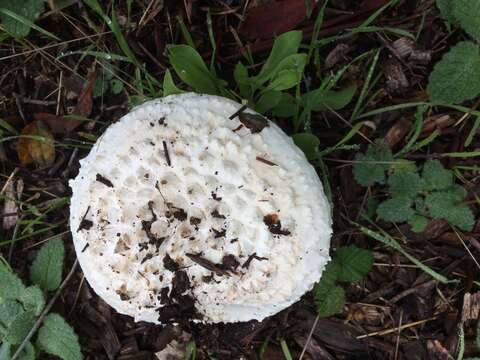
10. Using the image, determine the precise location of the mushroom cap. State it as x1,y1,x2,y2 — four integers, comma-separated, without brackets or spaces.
70,93,331,324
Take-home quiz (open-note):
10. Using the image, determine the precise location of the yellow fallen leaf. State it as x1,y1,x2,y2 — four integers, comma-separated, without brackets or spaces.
17,121,55,166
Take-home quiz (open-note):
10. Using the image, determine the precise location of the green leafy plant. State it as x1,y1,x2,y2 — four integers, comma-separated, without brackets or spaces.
0,239,82,360
353,142,475,232
428,1,480,103
314,246,373,317
166,30,356,160
93,62,125,98
0,0,44,38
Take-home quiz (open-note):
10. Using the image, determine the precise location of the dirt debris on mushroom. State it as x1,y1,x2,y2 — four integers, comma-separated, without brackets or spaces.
70,93,332,324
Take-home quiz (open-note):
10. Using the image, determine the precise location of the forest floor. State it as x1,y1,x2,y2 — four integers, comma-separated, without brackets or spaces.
1,0,480,359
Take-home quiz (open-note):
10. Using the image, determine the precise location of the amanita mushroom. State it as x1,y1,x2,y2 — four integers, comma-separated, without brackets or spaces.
70,93,331,324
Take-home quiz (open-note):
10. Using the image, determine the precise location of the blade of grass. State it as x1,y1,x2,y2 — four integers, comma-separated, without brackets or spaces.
318,121,365,157
0,118,19,135
83,0,139,65
442,151,480,158
358,0,400,28
355,222,450,284
177,15,195,48
350,25,414,39
396,105,427,157
280,340,293,360
350,48,381,122
358,102,480,120
0,8,60,40
57,50,133,62
206,9,216,71
410,130,440,153
307,0,327,65
465,115,480,147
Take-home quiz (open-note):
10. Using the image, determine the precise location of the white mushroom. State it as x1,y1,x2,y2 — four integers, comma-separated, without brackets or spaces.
70,93,331,324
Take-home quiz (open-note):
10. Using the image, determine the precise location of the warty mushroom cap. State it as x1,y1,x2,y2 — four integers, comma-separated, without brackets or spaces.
70,93,332,324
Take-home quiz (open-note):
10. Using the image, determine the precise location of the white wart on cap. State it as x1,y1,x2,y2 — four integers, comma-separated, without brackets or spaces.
70,93,331,324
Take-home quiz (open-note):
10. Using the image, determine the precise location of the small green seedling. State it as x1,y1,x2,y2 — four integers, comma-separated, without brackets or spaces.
314,245,373,317
93,61,125,98
0,239,82,360
353,142,475,232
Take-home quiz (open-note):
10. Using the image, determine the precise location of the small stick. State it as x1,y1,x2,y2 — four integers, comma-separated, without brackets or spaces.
228,104,248,120
298,314,320,360
242,253,268,269
186,253,229,276
11,260,79,360
162,140,171,166
256,156,277,166
356,315,438,339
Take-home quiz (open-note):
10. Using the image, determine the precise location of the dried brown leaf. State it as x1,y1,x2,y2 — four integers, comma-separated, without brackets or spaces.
33,113,71,134
240,0,316,40
17,121,55,166
74,71,97,118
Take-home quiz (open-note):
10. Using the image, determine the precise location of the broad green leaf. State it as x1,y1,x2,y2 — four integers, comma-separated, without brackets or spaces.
110,79,123,95
255,31,303,85
18,342,35,360
162,69,184,97
319,261,341,288
408,214,429,233
427,42,480,104
366,197,379,219
234,62,251,99
0,0,44,38
388,171,424,198
335,246,373,283
20,286,45,316
167,45,220,95
271,93,297,118
292,133,320,160
265,69,299,91
265,53,307,90
314,285,345,317
0,300,24,332
37,313,82,360
255,90,281,114
436,0,456,23
4,311,35,345
0,260,26,302
377,196,414,223
30,238,65,292
422,159,453,190
353,141,394,186
0,342,11,360
425,191,474,231
453,0,480,39
272,53,307,75
0,341,34,360
303,86,357,111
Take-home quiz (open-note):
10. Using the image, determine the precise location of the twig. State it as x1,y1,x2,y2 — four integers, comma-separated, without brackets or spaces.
356,315,438,339
298,314,319,360
452,226,480,270
11,259,79,360
394,309,403,360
